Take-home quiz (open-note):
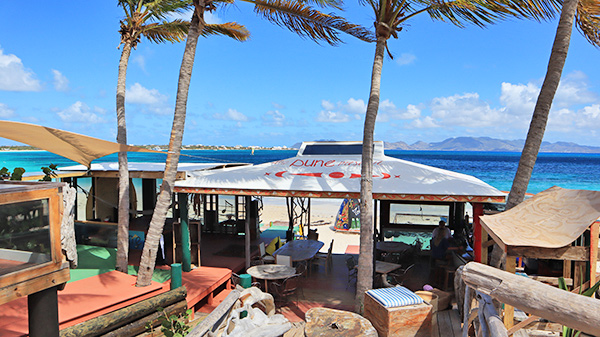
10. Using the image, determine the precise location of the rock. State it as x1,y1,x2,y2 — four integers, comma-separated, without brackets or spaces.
304,307,377,337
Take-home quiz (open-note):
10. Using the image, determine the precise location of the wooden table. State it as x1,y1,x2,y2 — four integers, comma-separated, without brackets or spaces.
246,264,296,291
375,261,402,275
273,239,324,262
376,241,412,253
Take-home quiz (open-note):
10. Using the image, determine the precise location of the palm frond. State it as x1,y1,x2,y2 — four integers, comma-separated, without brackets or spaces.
144,0,194,21
301,0,345,11
201,22,251,41
247,0,375,45
576,0,600,48
142,19,190,43
415,0,559,29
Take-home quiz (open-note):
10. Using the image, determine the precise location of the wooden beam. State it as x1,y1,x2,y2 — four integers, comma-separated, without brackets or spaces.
528,276,572,287
482,239,495,249
462,262,600,336
589,222,598,286
507,246,589,261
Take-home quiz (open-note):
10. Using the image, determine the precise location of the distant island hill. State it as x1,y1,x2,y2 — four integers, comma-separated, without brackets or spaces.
1,137,599,153
293,137,600,154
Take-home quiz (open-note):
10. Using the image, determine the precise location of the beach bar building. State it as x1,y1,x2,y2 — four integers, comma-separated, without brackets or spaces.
174,141,506,267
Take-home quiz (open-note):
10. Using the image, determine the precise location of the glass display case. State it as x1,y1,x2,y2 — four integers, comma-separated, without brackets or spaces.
0,181,69,306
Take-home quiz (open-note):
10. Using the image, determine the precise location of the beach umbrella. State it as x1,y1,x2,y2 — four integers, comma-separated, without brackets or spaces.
0,120,162,167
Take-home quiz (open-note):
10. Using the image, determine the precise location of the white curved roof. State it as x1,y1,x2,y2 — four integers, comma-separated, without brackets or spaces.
175,141,505,203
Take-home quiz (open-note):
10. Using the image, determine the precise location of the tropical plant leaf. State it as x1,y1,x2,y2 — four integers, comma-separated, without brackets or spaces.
248,0,375,45
201,22,251,41
576,0,600,48
143,19,190,43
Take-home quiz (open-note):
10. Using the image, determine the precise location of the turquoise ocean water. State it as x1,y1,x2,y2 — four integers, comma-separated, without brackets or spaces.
3,149,599,194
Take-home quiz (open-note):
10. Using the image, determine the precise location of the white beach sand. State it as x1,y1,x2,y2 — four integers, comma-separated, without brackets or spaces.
259,197,360,254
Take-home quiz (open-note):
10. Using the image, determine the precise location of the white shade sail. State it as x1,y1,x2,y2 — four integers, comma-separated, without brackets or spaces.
175,141,505,203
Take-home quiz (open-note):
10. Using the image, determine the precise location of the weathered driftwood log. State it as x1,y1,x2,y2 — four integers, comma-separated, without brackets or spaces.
101,300,187,337
59,286,187,337
462,262,600,336
477,292,508,337
187,289,241,337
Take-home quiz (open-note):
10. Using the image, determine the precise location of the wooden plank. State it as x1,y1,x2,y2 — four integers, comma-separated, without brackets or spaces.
507,246,589,261
437,311,453,336
448,309,462,337
0,267,70,305
528,276,572,286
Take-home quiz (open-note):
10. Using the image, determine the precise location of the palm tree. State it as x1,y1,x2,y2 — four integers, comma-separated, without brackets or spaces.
115,0,191,272
355,0,564,312
135,0,374,286
506,0,600,210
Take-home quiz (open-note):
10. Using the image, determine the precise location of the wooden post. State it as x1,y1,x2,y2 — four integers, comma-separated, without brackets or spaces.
462,262,600,336
503,256,516,328
481,228,489,265
589,222,598,285
472,203,484,263
178,193,191,272
29,286,59,337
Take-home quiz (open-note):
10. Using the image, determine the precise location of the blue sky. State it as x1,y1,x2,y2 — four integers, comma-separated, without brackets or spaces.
0,1,599,148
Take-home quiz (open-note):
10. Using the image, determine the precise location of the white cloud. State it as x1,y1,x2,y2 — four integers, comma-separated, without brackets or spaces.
410,116,439,129
344,98,366,114
262,110,285,127
0,103,15,118
0,48,42,91
430,92,507,127
321,100,335,111
395,53,416,66
57,101,106,124
212,108,249,121
500,82,540,117
126,82,171,115
52,69,69,91
317,110,350,123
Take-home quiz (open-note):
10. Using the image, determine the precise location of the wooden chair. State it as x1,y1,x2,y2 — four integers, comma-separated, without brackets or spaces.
312,239,334,274
275,254,292,267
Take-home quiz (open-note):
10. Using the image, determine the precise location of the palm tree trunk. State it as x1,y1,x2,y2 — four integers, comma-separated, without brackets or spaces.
136,8,202,287
116,42,132,273
356,36,386,313
505,0,578,210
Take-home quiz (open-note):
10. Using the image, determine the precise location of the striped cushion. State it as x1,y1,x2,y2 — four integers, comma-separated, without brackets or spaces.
367,286,424,308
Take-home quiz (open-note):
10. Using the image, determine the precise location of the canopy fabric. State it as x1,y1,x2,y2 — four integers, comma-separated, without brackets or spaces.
480,186,600,249
175,141,505,203
0,121,162,167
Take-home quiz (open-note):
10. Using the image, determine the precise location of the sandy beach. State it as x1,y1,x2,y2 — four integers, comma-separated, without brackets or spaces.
259,197,360,254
